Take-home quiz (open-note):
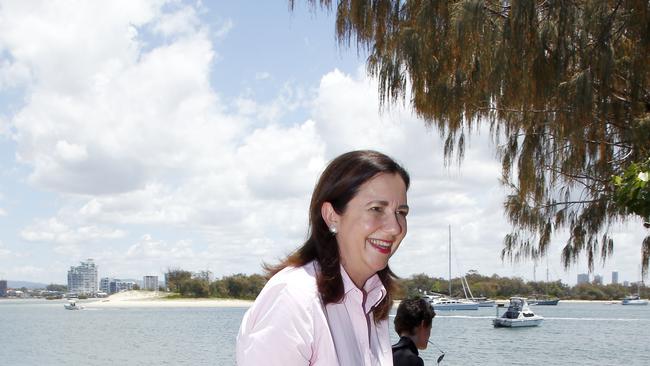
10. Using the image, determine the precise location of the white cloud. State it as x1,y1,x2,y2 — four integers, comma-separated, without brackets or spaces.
151,4,200,37
255,72,271,80
236,120,325,199
214,19,233,39
5,1,247,196
0,58,31,89
126,234,195,260
0,0,159,94
55,140,88,163
1,1,645,285
20,217,125,244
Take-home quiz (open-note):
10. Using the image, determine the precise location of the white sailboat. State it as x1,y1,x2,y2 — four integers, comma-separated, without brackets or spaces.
622,270,649,305
622,279,648,305
621,294,649,305
429,226,479,311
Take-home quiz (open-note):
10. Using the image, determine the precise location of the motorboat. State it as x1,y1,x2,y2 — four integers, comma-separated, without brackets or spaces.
621,295,649,305
493,297,543,328
64,300,84,310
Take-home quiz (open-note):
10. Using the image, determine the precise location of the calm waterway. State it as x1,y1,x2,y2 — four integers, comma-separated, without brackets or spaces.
1,299,648,365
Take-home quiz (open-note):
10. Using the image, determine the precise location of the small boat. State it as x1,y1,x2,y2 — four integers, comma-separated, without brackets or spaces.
621,295,649,305
495,300,509,307
493,297,543,328
470,296,496,307
64,300,84,310
430,296,479,311
530,297,560,306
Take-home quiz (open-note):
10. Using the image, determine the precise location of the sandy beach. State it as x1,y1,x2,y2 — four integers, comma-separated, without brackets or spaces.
84,291,254,308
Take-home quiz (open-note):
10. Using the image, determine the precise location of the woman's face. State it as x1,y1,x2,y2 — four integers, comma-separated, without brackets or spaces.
324,172,408,288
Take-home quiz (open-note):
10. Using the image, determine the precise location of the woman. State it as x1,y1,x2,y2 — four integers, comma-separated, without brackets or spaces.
236,150,410,365
391,298,436,366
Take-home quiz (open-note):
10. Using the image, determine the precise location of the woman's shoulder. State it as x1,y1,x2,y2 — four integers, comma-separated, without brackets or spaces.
259,261,320,304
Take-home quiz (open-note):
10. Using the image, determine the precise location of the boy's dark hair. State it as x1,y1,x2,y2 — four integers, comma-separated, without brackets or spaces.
394,298,436,335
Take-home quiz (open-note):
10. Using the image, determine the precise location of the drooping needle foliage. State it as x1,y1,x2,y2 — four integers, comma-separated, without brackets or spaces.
290,0,650,275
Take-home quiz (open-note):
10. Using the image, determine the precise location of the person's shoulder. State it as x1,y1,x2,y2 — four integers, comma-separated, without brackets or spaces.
267,262,317,288
391,337,413,351
392,349,423,366
260,262,319,304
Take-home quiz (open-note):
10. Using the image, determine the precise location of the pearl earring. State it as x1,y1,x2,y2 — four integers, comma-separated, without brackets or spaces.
329,226,337,234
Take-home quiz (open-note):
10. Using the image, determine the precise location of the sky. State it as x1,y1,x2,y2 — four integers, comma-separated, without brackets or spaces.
0,0,646,286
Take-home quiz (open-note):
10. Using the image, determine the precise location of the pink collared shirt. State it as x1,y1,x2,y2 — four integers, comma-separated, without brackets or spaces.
236,261,392,365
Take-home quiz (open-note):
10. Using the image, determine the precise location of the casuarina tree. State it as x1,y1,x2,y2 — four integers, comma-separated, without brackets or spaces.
290,0,650,275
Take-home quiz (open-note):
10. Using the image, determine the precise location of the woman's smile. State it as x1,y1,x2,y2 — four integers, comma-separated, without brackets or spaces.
367,238,393,254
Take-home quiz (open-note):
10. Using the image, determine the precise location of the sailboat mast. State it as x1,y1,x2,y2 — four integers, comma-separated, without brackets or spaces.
448,225,452,297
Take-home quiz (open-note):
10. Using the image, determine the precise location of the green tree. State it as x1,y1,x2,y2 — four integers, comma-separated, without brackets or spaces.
398,273,441,297
46,284,67,292
292,1,650,275
222,274,267,300
165,268,192,293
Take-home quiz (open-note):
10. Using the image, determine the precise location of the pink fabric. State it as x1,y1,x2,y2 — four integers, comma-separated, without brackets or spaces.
236,261,392,366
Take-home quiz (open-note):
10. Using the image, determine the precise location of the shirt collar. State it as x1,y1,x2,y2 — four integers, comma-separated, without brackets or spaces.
340,264,387,314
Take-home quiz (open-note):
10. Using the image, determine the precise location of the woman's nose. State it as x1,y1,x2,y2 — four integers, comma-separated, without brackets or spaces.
383,212,404,235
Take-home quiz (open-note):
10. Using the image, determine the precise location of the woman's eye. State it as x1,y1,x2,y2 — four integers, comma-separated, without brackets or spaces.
397,210,409,217
370,206,383,212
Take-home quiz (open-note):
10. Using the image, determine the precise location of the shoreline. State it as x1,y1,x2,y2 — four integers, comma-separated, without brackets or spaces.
82,291,254,308
2,292,630,307
72,291,626,308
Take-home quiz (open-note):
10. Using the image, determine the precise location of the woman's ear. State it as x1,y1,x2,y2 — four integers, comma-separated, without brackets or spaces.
321,202,339,229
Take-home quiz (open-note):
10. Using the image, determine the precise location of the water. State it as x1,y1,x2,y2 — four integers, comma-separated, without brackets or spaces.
1,300,648,365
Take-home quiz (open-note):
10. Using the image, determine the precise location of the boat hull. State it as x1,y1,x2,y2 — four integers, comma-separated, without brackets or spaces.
532,299,559,305
622,299,649,305
493,318,543,328
477,300,496,307
432,303,479,311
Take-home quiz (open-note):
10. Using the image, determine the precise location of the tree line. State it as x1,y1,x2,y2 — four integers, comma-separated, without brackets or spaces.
165,268,647,301
165,269,266,300
398,271,648,301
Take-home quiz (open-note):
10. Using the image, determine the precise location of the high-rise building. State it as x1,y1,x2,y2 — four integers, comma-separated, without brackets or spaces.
67,259,98,295
0,279,7,297
143,276,158,291
110,279,135,293
593,274,603,285
99,277,112,294
612,271,619,285
577,273,589,284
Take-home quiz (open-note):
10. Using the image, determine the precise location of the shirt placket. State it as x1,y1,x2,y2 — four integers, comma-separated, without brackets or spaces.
347,287,373,365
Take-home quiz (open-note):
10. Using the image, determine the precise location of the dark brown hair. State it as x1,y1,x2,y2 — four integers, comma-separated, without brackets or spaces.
394,298,436,335
265,150,410,322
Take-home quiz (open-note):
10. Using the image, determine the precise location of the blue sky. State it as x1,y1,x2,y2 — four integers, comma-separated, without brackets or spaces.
0,0,645,286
